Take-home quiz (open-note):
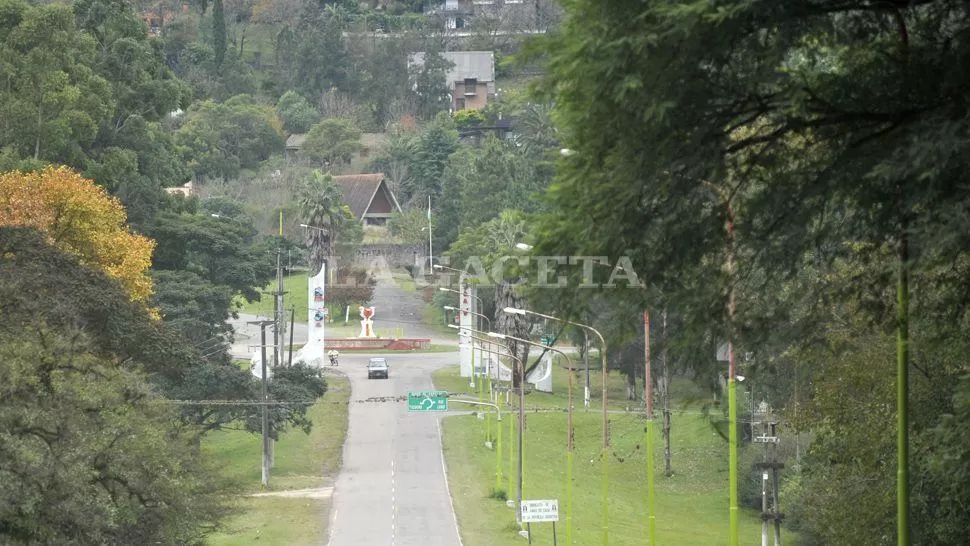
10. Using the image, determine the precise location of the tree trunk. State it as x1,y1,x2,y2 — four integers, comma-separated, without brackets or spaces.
494,280,530,387
625,372,636,401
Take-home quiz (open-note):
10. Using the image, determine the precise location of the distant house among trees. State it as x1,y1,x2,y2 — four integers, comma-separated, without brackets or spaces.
332,173,401,226
163,181,195,197
408,51,496,111
286,132,387,172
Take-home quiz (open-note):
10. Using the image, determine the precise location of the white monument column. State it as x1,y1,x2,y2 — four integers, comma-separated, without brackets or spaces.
459,276,473,377
300,261,327,367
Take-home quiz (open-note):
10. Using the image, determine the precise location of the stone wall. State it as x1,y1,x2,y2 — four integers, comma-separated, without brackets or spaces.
355,243,425,269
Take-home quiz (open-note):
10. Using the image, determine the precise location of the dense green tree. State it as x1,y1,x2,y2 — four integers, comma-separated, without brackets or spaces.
300,117,362,166
0,322,228,544
272,23,299,91
212,0,226,67
0,227,230,542
368,129,418,199
143,207,275,302
78,0,190,190
409,44,452,120
0,0,188,194
174,95,284,180
293,6,355,99
404,113,458,205
0,1,112,166
355,35,413,128
459,135,546,226
151,268,234,345
276,89,320,133
387,208,431,245
528,0,970,541
258,363,329,438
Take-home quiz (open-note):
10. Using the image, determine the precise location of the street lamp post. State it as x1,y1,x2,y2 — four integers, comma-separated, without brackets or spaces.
447,305,495,443
470,332,525,523
503,306,610,546
438,285,485,310
452,324,523,519
450,325,515,493
489,331,576,546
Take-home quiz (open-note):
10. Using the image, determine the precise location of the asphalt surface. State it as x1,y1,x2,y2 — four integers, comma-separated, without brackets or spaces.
228,274,456,360
326,352,462,546
226,273,465,545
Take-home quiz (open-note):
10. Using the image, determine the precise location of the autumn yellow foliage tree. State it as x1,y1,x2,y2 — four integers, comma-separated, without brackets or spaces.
0,166,155,302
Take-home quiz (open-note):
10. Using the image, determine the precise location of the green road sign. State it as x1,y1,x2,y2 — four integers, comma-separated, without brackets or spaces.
540,334,555,346
408,390,449,412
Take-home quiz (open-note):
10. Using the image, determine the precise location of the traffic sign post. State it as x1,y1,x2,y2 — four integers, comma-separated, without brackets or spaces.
521,499,559,545
407,390,449,412
521,499,559,522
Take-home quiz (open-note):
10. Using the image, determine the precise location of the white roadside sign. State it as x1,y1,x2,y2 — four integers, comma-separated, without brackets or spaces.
520,499,559,523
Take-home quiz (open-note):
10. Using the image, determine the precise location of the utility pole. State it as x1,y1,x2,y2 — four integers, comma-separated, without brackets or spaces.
274,250,286,367
248,319,275,488
753,400,783,545
287,307,295,367
271,250,286,469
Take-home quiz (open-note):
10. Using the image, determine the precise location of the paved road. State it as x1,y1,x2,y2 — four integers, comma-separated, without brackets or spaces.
327,352,462,546
369,273,457,345
228,274,456,360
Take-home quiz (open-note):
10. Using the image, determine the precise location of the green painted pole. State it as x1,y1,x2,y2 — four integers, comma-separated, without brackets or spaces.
725,197,739,546
897,221,910,545
496,395,503,492
644,310,656,544
508,403,515,500
602,347,610,546
566,350,575,546
729,376,739,546
471,344,476,390
480,348,489,444
647,423,656,540
567,449,574,545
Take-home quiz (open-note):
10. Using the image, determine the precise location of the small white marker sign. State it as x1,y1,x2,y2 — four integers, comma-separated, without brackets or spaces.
520,499,559,523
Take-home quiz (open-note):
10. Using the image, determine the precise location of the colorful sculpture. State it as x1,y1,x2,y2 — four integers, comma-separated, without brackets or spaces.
359,306,376,338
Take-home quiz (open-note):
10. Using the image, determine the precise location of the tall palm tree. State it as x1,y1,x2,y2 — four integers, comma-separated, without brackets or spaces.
298,170,345,275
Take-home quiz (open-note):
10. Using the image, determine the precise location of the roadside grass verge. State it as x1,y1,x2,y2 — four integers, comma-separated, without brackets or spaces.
421,303,458,337
204,373,350,544
206,497,326,546
433,367,799,545
235,273,309,323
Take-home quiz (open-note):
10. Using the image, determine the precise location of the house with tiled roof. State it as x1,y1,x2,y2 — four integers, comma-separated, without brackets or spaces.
408,51,496,111
332,173,402,226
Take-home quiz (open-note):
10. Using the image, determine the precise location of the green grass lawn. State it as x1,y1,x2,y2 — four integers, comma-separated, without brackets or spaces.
434,370,800,545
206,497,327,546
235,273,310,323
204,373,350,544
422,302,461,337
